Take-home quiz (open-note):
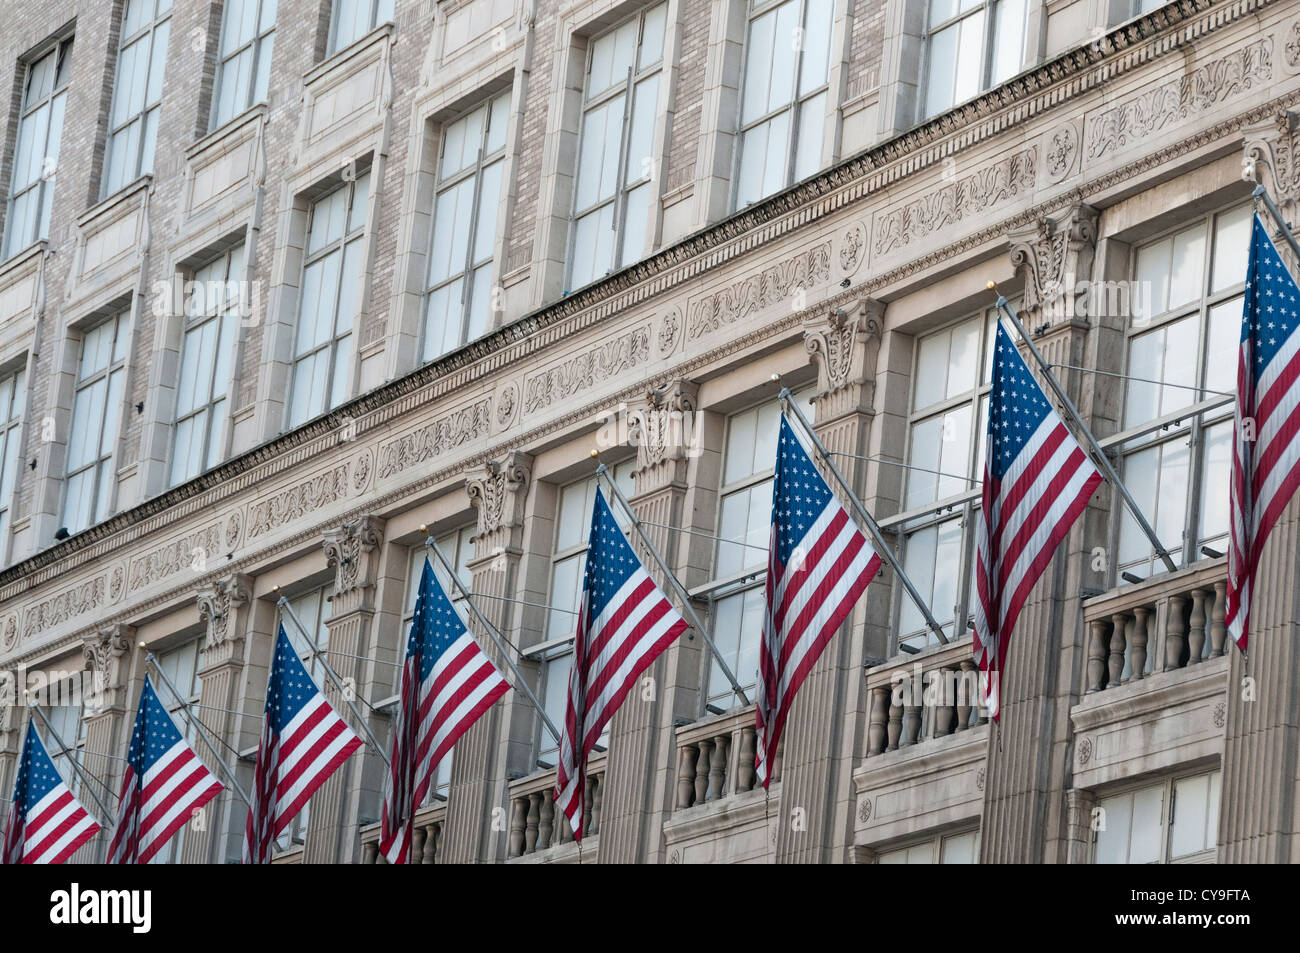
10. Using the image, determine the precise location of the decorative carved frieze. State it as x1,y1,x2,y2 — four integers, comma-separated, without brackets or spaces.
1007,203,1100,320
377,398,492,480
24,576,108,641
1086,37,1273,161
523,325,652,416
129,521,226,593
196,573,253,657
688,243,832,341
321,516,385,600
873,149,1037,256
467,451,532,547
247,464,351,539
803,298,883,421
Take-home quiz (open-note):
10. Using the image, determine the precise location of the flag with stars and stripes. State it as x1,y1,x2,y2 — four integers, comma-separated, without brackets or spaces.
242,626,362,863
107,676,223,864
973,321,1102,721
379,558,510,863
757,415,882,788
2,718,100,864
1227,215,1300,652
554,486,688,839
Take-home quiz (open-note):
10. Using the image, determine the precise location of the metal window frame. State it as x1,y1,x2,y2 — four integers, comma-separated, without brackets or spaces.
209,0,277,131
61,311,131,532
1091,766,1221,864
0,366,27,552
103,0,172,199
920,0,1026,119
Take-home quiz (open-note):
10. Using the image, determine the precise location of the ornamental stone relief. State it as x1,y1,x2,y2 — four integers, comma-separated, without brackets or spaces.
687,242,832,341
196,573,253,654
376,397,492,480
128,521,226,593
247,464,351,539
1008,203,1099,319
1044,122,1080,185
839,222,866,276
522,325,652,416
467,451,533,549
1086,37,1272,160
322,516,385,597
24,575,108,641
657,305,683,358
872,149,1037,257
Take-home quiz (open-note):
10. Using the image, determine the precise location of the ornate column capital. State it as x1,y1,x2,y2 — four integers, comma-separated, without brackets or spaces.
467,451,533,551
1008,202,1099,325
1243,110,1300,247
627,379,699,491
802,297,883,420
196,573,253,660
322,516,386,610
81,624,131,710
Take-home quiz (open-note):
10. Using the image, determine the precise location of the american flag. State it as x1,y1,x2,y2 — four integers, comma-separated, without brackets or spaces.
1227,215,1300,652
973,321,1102,720
554,486,688,838
2,718,100,864
242,626,362,863
107,676,224,864
379,558,510,863
757,415,881,787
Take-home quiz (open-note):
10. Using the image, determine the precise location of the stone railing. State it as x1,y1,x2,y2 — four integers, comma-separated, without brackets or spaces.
359,800,448,864
673,705,777,810
1082,559,1227,694
863,636,985,756
506,750,607,858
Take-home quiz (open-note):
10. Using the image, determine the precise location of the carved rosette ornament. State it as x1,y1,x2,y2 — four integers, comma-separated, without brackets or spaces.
81,625,131,710
1007,203,1099,326
1243,111,1300,254
321,517,386,611
627,380,700,489
467,451,533,554
196,573,253,661
802,297,883,421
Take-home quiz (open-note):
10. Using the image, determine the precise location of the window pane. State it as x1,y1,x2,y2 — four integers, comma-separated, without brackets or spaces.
1170,773,1211,858
940,830,979,863
1134,236,1171,321
1211,205,1252,292
1198,421,1231,549
990,0,1027,84
953,10,986,104
1129,785,1163,863
799,0,833,95
1095,792,1132,863
1167,225,1206,312
741,9,775,126
793,91,825,183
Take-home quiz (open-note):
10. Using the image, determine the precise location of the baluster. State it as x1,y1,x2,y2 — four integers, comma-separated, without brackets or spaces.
868,686,890,752
1108,612,1127,687
1130,607,1149,680
422,823,439,864
508,796,526,858
886,698,902,750
707,734,728,800
933,667,955,737
583,775,595,837
590,773,603,835
1165,595,1187,670
694,738,712,805
677,744,699,808
1086,620,1108,691
1188,589,1207,664
525,792,541,853
736,727,756,792
1210,581,1227,656
411,825,426,864
901,702,921,746
538,791,554,850
957,660,977,729
362,842,378,864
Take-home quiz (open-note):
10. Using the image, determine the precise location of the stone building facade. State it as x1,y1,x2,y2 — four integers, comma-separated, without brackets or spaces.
0,0,1296,863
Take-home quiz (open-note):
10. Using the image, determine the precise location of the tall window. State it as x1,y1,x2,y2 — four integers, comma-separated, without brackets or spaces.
171,246,243,486
399,527,474,799
1094,770,1221,864
103,0,172,197
63,311,131,535
276,587,332,850
212,0,277,129
0,367,27,558
526,464,635,767
1109,0,1166,25
288,172,369,428
3,36,72,260
567,3,667,290
878,828,980,863
44,698,88,801
329,0,393,55
1116,204,1251,578
422,93,510,362
922,0,1028,119
704,389,815,711
734,0,832,209
148,638,205,865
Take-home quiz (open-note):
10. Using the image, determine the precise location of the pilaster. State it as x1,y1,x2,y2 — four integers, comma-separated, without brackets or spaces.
77,624,135,862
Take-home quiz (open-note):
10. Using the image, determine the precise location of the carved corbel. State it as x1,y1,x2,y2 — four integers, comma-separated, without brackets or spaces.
321,517,386,607
467,451,533,552
627,380,700,489
1243,110,1300,248
196,573,253,660
803,297,884,420
81,624,131,711
1008,203,1099,326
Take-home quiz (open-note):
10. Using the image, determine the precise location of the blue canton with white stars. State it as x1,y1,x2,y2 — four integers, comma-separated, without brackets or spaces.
987,322,1053,481
127,676,187,777
266,627,326,735
582,488,641,620
12,720,64,813
1243,214,1300,381
772,416,834,566
407,558,469,683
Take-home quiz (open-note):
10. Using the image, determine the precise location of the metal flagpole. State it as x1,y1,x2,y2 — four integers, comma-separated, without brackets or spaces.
988,285,1178,574
1253,184,1300,262
593,457,752,705
778,385,950,645
144,653,253,806
422,531,563,746
273,594,391,769
28,701,115,820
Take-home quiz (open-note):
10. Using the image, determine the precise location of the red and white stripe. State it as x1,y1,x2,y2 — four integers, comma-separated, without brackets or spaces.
107,741,223,864
3,783,99,865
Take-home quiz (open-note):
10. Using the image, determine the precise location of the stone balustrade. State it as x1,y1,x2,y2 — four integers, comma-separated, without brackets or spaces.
864,636,985,757
505,751,607,858
673,705,776,810
359,800,447,864
1083,559,1227,694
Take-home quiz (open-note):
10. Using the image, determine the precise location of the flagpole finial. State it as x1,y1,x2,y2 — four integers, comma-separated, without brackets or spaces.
590,448,600,459
419,523,428,533
770,373,781,382
137,641,146,649
986,280,998,293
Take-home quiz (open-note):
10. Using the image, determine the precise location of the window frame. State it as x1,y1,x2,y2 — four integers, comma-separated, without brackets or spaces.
102,0,172,199
327,0,393,56
0,364,28,563
209,0,277,130
1091,767,1221,864
876,825,981,863
919,0,1029,120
